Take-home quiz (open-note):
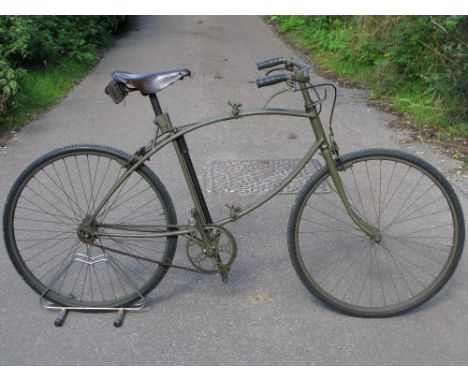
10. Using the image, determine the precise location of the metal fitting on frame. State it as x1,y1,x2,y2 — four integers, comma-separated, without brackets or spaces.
153,113,174,133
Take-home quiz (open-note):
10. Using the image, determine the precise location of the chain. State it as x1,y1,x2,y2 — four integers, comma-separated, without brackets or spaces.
93,241,204,274
92,224,234,275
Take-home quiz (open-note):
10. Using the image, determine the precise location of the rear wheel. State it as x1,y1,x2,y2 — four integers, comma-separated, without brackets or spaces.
288,149,464,317
3,144,178,307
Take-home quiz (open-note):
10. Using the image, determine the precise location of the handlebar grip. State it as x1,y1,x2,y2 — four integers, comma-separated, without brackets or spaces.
257,57,285,70
256,74,289,88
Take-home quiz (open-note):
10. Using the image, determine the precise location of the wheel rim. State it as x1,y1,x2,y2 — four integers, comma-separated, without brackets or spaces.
294,154,460,315
8,149,174,307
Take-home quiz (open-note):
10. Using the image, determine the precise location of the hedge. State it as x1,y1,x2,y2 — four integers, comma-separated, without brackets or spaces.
0,16,127,117
269,16,468,135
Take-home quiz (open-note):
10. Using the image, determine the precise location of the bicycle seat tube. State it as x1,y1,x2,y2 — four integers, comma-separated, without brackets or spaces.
298,83,381,241
149,94,213,228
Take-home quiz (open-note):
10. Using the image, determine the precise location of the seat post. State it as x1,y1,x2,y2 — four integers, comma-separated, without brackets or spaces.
149,94,163,116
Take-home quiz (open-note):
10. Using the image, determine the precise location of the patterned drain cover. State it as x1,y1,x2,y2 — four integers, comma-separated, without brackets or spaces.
206,158,330,194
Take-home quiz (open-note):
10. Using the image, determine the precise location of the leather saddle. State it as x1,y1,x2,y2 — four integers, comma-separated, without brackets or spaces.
111,68,191,95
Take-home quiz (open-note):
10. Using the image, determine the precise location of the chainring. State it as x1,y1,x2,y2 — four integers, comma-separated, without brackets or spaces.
185,225,237,274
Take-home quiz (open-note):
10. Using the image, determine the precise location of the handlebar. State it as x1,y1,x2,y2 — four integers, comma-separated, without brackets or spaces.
255,56,310,89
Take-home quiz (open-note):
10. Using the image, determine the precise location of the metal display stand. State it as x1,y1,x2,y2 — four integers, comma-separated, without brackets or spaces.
39,253,147,327
40,293,146,327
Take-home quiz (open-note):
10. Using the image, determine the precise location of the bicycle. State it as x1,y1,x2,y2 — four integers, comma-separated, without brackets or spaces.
3,57,465,318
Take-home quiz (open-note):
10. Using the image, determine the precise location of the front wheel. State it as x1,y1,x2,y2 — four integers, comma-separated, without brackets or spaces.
288,148,464,317
3,144,178,308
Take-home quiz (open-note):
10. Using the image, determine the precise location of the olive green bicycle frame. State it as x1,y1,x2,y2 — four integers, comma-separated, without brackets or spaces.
92,84,380,242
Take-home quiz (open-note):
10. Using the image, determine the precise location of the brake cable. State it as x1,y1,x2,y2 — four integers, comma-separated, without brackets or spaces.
304,82,341,162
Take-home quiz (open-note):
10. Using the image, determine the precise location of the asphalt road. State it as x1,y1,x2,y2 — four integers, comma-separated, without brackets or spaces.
0,16,467,365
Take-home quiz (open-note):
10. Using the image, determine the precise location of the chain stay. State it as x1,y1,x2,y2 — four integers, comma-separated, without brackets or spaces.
93,224,235,275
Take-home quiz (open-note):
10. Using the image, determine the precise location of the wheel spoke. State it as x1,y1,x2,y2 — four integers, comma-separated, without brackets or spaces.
6,147,176,307
292,151,462,316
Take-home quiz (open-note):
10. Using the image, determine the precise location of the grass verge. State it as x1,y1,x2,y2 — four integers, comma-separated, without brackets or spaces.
0,57,96,134
266,16,468,162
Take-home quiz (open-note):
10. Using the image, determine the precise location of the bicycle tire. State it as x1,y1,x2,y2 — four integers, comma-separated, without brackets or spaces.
288,148,464,317
3,144,178,308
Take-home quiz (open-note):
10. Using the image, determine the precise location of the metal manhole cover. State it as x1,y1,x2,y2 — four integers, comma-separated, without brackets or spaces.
206,158,329,195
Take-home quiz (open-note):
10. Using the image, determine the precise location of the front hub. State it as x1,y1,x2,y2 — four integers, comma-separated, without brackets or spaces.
369,230,382,244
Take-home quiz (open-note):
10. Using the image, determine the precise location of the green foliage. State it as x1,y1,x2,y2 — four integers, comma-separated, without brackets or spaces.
1,58,95,130
268,16,468,137
0,59,18,113
0,16,127,120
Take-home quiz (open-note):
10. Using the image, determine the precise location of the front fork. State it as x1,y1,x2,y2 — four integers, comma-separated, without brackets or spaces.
320,146,382,243
301,84,381,243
